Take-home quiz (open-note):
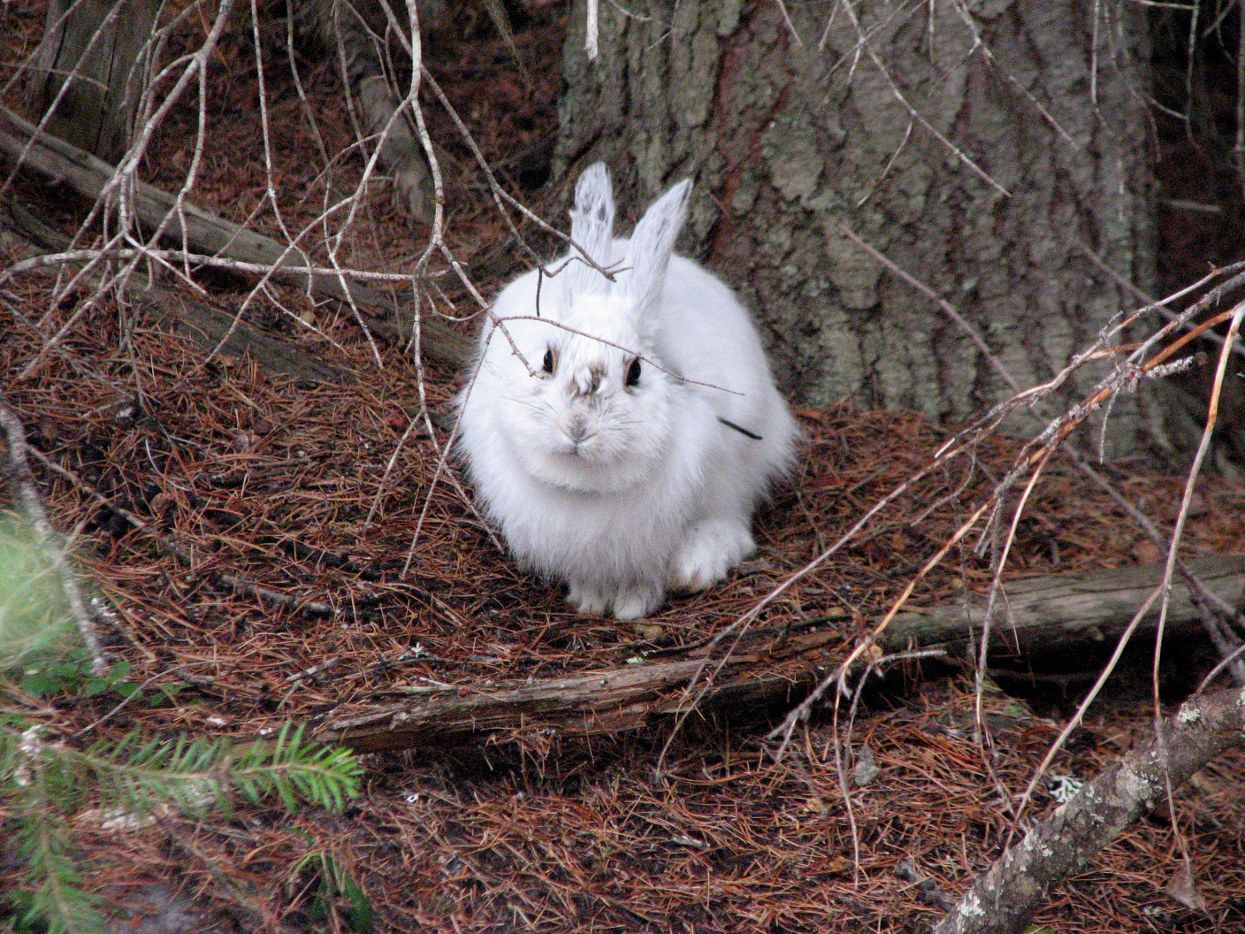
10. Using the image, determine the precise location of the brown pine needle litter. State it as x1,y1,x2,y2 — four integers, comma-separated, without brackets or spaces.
2,2,1244,931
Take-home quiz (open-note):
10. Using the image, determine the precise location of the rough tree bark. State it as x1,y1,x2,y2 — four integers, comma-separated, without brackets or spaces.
558,1,1160,455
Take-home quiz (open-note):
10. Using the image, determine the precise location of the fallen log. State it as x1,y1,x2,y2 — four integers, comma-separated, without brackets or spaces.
1,197,350,385
0,105,473,370
315,555,1245,753
885,556,1245,656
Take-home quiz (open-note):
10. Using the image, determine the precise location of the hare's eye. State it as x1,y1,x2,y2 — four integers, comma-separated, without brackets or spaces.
542,348,555,374
625,358,642,387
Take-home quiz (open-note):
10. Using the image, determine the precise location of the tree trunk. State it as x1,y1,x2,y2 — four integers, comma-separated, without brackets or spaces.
31,0,159,162
558,2,1158,455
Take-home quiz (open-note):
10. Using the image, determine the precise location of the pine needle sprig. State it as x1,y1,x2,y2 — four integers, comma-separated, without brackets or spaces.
13,725,365,821
0,514,367,932
2,721,364,931
3,607,363,926
12,756,108,934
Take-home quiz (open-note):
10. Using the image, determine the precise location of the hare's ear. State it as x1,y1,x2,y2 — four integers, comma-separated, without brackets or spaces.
620,177,691,311
561,162,615,299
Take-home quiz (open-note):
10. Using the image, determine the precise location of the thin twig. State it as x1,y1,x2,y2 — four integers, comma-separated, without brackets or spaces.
0,391,110,672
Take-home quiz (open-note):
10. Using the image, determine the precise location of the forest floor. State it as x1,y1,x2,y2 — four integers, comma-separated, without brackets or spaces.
2,1,1245,931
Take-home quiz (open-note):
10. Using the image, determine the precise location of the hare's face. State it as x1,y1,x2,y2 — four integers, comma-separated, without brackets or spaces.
479,160,692,495
496,294,674,495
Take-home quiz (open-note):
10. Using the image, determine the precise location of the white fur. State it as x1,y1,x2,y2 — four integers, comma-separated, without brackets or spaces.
457,164,798,620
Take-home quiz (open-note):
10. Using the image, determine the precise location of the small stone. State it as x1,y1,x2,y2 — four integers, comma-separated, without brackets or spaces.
633,622,664,641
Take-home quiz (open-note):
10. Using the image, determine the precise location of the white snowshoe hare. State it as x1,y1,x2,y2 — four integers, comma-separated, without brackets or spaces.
458,163,797,620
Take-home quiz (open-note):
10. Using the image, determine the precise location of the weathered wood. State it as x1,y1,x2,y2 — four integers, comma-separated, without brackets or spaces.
887,557,1245,656
316,555,1245,753
1,197,350,385
31,0,159,162
140,287,353,384
0,106,473,371
317,626,840,752
934,684,1245,934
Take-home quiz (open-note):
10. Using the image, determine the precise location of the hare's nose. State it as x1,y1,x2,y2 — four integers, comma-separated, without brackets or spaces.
566,415,592,443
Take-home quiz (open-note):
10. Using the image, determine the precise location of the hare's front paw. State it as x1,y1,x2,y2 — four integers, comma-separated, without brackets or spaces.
669,520,755,593
567,580,663,620
568,580,611,616
610,583,664,621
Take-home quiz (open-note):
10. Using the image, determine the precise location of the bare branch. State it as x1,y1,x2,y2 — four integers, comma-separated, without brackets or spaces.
0,105,472,369
933,685,1245,934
